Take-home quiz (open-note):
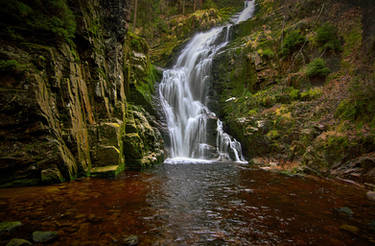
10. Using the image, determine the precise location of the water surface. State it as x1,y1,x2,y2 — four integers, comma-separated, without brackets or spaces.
1,162,374,245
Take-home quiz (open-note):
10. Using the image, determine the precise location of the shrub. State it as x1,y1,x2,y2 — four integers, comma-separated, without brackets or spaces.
335,78,375,126
305,58,330,78
301,87,322,100
315,23,341,52
281,30,306,56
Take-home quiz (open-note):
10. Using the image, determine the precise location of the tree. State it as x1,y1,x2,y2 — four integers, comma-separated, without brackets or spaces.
133,0,138,30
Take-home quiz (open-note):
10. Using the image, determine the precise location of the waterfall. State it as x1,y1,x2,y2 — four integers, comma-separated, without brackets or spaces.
159,2,255,164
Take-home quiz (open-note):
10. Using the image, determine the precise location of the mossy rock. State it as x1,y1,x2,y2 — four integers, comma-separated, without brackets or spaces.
122,133,144,160
6,238,32,246
32,231,58,243
41,168,64,184
0,221,22,234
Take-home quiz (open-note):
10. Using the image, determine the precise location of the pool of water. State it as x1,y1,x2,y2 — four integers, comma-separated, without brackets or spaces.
0,162,374,245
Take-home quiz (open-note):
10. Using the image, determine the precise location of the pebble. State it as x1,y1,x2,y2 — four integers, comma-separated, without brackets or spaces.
122,235,139,246
366,191,375,201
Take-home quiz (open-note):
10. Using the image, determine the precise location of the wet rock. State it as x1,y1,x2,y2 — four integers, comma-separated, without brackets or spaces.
339,224,359,234
6,238,32,246
0,221,22,234
366,191,375,201
32,231,58,243
122,235,139,246
41,168,64,184
334,207,353,217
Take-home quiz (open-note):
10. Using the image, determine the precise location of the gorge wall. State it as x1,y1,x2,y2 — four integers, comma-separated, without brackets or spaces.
212,0,375,185
0,0,164,187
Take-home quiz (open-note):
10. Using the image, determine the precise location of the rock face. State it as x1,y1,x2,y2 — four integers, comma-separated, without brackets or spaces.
0,0,164,187
211,0,375,181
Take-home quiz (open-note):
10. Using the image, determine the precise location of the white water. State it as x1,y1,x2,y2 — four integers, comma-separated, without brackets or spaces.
159,2,255,164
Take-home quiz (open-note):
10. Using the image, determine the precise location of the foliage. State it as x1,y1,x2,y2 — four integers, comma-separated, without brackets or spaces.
257,48,274,58
315,23,341,52
203,0,217,9
0,0,76,42
300,87,322,100
281,30,306,56
335,78,375,126
305,58,330,78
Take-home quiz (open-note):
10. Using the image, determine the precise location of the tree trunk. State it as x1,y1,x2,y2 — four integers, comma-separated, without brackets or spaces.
133,0,138,30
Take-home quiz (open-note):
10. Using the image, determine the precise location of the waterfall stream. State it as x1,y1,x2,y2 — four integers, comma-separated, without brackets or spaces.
159,1,255,164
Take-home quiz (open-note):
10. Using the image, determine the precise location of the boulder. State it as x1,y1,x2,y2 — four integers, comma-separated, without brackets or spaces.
0,221,22,234
6,239,32,246
41,168,64,184
32,231,58,243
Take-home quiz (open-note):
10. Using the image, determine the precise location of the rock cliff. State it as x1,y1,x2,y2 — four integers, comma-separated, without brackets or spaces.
0,0,164,187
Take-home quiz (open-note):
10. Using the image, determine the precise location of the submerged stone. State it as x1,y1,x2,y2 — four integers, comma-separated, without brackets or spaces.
339,224,359,234
0,221,22,234
122,235,139,246
366,191,375,201
32,231,58,243
6,239,32,246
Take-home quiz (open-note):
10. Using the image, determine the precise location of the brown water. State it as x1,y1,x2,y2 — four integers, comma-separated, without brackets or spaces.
0,162,374,245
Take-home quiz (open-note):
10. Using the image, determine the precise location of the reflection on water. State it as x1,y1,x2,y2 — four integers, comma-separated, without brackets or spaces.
0,162,374,245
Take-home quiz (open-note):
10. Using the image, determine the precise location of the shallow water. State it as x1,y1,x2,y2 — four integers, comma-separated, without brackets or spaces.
0,162,374,245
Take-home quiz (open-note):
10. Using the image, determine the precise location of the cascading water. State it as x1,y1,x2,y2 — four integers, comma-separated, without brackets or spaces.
159,1,255,164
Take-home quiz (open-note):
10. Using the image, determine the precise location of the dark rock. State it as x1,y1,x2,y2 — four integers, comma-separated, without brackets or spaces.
0,221,22,234
122,235,139,246
334,207,353,217
41,168,64,184
6,238,32,246
32,231,58,243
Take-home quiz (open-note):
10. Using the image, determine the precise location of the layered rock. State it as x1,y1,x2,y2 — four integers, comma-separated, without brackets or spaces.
0,0,164,187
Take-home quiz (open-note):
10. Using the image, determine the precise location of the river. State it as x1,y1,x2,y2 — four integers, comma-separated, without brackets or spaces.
0,162,374,245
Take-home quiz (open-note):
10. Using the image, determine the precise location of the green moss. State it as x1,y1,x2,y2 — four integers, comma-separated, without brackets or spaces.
0,59,27,73
267,130,280,139
281,30,306,57
342,18,362,57
301,87,322,100
257,48,274,58
335,78,375,126
305,58,330,78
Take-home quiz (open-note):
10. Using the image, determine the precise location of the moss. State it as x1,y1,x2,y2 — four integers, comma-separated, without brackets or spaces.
0,59,27,73
300,87,322,100
305,58,330,78
267,129,280,139
257,48,274,58
335,78,375,126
